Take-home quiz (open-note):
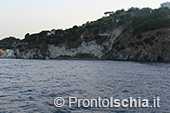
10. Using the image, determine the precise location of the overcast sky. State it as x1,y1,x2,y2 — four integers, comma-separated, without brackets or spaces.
0,0,167,39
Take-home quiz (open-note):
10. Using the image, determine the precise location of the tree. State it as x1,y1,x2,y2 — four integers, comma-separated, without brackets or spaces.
25,33,30,39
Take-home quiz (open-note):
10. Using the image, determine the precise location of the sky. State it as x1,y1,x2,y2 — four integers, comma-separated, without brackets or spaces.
0,0,167,39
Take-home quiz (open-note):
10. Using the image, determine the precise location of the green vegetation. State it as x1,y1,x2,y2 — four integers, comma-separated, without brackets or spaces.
0,37,20,49
2,7,170,50
132,7,170,33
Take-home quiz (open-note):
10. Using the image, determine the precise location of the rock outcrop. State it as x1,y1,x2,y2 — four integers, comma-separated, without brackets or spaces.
15,27,124,59
104,28,170,61
15,27,170,61
13,7,170,61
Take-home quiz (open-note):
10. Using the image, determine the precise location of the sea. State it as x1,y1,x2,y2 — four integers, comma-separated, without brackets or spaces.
0,59,169,113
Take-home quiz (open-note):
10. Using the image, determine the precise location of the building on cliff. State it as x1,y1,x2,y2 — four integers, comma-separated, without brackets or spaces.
161,2,170,9
47,30,56,36
0,49,14,57
7,49,14,57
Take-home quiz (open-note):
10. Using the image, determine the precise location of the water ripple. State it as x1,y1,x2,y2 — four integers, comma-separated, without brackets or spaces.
0,59,169,112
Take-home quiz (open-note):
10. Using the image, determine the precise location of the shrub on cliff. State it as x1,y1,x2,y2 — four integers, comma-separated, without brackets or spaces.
19,7,170,48
0,37,20,49
133,7,170,33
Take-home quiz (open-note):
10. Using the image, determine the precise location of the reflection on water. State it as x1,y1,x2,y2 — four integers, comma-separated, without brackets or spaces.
0,59,170,113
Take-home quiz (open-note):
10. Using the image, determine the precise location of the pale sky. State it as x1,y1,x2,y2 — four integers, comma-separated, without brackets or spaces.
0,0,167,39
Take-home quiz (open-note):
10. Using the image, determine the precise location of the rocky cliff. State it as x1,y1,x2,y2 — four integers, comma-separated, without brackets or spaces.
15,26,124,59
13,7,170,61
105,28,170,61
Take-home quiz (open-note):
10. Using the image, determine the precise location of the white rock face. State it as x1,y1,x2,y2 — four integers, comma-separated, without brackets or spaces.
17,27,123,59
103,27,123,51
47,27,123,59
47,41,103,58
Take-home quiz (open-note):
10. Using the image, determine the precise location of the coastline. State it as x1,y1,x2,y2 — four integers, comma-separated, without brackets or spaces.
0,57,16,59
1,57,169,63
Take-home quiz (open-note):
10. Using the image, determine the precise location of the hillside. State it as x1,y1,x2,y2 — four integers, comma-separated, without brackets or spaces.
0,37,20,49
13,7,170,61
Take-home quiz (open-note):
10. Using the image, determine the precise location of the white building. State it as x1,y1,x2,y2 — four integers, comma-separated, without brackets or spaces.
161,2,170,9
7,50,14,57
47,30,56,36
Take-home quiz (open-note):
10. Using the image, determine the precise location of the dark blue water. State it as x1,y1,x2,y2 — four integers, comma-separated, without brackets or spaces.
0,59,169,113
